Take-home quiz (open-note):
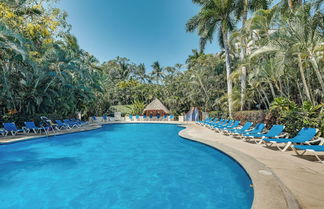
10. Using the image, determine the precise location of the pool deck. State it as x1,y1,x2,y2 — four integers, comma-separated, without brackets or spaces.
1,121,323,209
179,123,324,209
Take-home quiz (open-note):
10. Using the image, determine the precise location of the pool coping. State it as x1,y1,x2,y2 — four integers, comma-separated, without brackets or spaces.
179,124,301,209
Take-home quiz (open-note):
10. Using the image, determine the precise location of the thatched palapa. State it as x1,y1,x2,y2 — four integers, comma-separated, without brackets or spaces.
143,98,169,116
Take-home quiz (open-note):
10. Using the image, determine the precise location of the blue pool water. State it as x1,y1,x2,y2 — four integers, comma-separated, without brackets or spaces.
0,124,253,209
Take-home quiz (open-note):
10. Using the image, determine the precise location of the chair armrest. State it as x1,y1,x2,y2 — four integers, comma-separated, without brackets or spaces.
305,137,323,145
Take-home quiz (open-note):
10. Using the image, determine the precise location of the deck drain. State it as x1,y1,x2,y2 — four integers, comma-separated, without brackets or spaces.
258,170,273,176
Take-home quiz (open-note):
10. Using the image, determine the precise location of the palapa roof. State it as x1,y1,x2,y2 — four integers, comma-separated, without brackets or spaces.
143,98,170,113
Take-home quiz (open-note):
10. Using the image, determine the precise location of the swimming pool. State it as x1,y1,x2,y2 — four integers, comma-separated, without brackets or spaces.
0,123,253,209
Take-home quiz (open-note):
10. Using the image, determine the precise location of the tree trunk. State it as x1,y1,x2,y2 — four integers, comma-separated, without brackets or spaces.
297,54,313,104
269,82,276,98
240,0,248,111
308,50,324,93
288,0,294,10
223,30,233,118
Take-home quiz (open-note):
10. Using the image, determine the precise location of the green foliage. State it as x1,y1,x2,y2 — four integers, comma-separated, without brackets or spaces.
0,0,323,139
130,100,146,115
208,111,228,119
233,110,267,124
268,98,324,136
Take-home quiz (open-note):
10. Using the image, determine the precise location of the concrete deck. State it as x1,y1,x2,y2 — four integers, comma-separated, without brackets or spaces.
180,124,324,209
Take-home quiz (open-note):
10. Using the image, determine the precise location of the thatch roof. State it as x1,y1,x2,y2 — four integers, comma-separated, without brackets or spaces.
143,98,169,114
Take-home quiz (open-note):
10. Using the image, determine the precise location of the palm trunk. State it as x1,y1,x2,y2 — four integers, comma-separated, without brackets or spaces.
295,79,304,104
269,82,276,98
288,0,294,10
297,54,313,104
240,0,248,111
223,29,233,118
308,50,324,93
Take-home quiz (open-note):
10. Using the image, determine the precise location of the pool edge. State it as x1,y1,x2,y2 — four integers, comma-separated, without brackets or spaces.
178,124,301,209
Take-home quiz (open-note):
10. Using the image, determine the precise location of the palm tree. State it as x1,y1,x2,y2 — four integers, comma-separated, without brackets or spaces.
151,61,164,84
186,0,236,117
233,0,270,110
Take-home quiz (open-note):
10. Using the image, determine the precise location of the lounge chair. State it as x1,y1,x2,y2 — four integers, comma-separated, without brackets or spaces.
157,114,161,120
169,115,174,121
196,117,212,125
233,123,266,137
55,120,71,129
292,139,324,163
209,119,228,128
129,115,133,121
219,121,241,132
91,116,97,123
263,127,318,152
71,118,87,126
205,118,222,127
211,120,233,130
143,115,147,121
224,122,253,135
63,119,79,128
243,125,286,143
162,115,168,121
3,123,25,136
102,115,108,122
24,122,47,134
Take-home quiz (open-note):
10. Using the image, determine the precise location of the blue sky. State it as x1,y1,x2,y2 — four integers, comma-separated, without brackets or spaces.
57,0,217,68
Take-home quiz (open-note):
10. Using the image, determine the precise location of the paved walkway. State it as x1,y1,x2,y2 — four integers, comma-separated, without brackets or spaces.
180,124,324,209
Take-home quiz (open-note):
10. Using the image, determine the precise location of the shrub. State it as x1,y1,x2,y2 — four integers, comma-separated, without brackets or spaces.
130,100,146,115
233,110,267,124
208,111,228,118
268,97,324,136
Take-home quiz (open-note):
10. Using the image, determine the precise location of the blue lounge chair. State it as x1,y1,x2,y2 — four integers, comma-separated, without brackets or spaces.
169,115,174,121
163,115,168,121
212,120,233,130
208,119,228,128
24,122,47,134
225,122,253,135
292,139,324,163
233,123,266,137
136,115,140,121
91,116,97,122
220,121,241,131
206,118,222,127
149,115,153,120
243,125,286,144
3,123,25,136
63,119,79,128
102,115,108,122
197,117,214,125
143,115,147,121
157,114,161,120
73,119,87,126
129,115,133,121
55,120,70,129
263,127,318,152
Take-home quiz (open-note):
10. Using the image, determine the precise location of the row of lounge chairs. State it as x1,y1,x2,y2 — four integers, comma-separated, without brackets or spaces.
197,118,323,163
91,116,114,122
127,115,174,121
0,119,87,136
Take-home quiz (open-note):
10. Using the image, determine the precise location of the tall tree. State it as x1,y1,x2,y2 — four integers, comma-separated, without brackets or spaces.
151,61,164,84
234,0,270,110
186,0,236,117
